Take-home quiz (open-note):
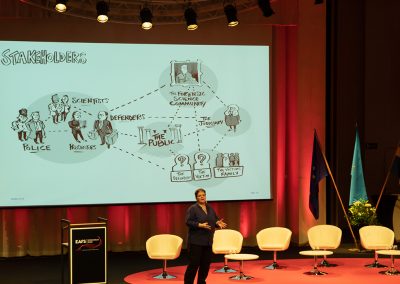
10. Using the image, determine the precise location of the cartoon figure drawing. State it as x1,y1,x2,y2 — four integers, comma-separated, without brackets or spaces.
60,95,71,122
224,104,240,132
213,152,244,179
229,153,236,166
222,153,230,167
175,64,197,84
27,111,46,144
93,111,113,148
215,153,224,167
234,153,240,166
193,152,211,170
11,108,29,141
68,111,86,143
48,94,62,124
172,154,191,171
170,154,194,182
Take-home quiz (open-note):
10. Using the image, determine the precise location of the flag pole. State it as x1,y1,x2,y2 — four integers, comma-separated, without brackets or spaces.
316,134,359,250
376,143,399,210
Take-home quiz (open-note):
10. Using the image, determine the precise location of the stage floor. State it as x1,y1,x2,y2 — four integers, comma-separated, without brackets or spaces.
124,258,400,284
0,246,397,283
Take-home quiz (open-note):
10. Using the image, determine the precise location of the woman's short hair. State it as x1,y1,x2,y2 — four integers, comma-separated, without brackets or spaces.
195,188,206,198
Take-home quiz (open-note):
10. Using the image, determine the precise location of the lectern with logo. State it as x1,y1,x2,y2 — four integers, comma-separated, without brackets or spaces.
61,218,107,284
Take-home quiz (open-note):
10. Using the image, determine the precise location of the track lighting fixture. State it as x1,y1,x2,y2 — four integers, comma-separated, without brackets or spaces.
55,0,67,13
184,7,198,31
224,4,239,27
96,1,109,23
140,7,153,30
258,0,274,17
34,0,292,27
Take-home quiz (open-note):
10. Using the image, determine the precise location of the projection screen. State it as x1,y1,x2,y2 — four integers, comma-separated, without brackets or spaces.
0,40,271,207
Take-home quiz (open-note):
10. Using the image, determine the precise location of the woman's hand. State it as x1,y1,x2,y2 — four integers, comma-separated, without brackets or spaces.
216,219,227,229
198,222,211,230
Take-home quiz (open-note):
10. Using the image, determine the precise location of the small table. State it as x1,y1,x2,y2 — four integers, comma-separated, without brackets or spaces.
376,250,400,275
224,253,259,280
299,250,333,275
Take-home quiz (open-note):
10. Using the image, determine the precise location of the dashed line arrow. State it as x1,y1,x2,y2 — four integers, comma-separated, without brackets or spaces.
118,132,138,138
114,146,167,171
212,130,229,151
73,107,93,116
109,85,166,112
48,129,69,133
202,80,226,107
193,107,201,152
168,106,181,128
183,128,206,137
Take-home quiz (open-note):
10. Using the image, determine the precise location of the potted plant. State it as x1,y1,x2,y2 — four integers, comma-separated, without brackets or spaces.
348,199,378,229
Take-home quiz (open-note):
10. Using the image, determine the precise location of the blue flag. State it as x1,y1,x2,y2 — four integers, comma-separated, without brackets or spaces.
392,145,400,184
309,132,328,219
349,128,368,205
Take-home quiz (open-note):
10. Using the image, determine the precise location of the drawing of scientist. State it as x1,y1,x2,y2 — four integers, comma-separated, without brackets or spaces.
11,108,29,141
48,94,62,124
27,111,46,144
93,111,113,148
60,95,71,122
175,64,197,84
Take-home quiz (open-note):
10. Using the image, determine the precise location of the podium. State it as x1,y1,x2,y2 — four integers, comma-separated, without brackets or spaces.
61,218,107,284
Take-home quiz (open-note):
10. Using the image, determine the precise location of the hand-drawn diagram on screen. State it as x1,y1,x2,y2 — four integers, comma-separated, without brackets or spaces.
10,59,248,184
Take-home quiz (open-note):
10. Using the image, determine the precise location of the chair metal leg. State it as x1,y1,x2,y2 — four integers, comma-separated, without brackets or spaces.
215,258,237,273
365,251,387,268
153,260,176,279
264,251,283,270
319,253,338,267
265,261,279,270
304,255,328,275
379,255,400,275
230,260,253,280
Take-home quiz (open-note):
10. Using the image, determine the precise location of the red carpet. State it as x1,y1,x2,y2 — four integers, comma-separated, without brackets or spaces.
124,258,400,283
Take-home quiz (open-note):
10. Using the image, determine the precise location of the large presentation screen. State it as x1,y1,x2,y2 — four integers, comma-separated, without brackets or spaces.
0,40,271,207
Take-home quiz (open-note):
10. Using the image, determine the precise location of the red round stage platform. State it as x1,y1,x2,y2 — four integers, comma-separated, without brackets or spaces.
124,258,400,284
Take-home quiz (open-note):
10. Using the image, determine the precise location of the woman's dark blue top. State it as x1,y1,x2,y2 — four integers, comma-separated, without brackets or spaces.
185,203,219,246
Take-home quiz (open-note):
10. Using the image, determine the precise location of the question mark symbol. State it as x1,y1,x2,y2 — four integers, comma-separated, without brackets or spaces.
198,154,206,165
178,155,186,166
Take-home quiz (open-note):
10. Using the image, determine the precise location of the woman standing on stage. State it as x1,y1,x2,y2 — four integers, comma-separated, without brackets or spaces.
184,188,227,284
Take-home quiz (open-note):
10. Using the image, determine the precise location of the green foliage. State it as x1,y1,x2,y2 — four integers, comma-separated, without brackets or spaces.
348,199,378,227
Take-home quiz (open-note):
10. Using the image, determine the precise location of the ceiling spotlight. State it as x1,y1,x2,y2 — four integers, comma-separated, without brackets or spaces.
224,4,239,27
184,7,198,31
140,7,153,30
55,0,67,13
96,1,109,23
258,0,274,17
